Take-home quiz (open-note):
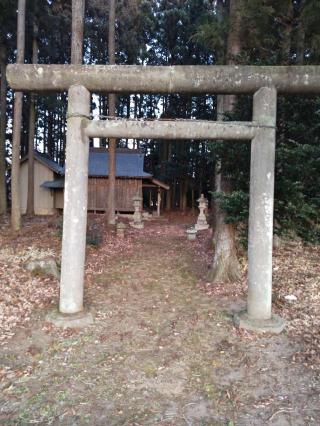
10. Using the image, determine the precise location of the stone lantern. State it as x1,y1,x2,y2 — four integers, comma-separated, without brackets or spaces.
116,222,126,238
186,227,197,241
195,193,209,231
130,194,144,229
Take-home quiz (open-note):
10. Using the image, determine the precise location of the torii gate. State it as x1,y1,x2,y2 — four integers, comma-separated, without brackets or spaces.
7,64,320,332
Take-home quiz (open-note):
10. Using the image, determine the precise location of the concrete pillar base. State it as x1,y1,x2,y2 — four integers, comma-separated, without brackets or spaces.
186,228,197,241
130,222,144,229
46,309,94,328
234,310,285,334
194,223,209,231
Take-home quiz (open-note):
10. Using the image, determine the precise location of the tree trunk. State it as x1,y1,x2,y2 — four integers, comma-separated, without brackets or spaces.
296,24,305,65
179,181,183,211
210,0,241,283
181,180,188,212
165,141,172,210
106,0,117,224
0,47,7,215
209,158,240,282
296,2,305,65
11,0,26,230
191,187,195,212
71,0,85,64
280,2,294,64
172,177,177,209
26,21,39,216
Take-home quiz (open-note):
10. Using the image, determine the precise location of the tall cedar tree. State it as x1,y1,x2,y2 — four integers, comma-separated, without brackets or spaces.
209,0,242,282
11,0,26,230
71,0,85,64
0,45,6,214
106,0,117,225
2,0,319,242
26,19,39,216
195,1,320,243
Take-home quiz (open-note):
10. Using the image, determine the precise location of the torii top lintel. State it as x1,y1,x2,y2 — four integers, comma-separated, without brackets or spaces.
6,64,320,94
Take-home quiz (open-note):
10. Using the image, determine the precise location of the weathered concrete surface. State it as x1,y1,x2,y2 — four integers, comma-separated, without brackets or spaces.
85,119,257,140
116,222,126,239
130,195,144,229
234,310,285,334
186,227,197,241
46,309,93,328
246,87,281,324
59,85,90,314
7,64,320,94
195,194,209,231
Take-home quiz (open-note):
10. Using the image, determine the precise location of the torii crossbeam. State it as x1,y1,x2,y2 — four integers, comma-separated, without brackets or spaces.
7,64,320,332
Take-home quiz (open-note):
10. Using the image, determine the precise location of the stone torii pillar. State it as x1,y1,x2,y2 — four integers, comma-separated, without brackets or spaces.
46,85,93,327
9,64,316,332
234,87,285,333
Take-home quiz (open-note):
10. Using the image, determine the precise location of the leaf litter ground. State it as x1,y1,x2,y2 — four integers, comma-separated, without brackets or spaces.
0,213,319,425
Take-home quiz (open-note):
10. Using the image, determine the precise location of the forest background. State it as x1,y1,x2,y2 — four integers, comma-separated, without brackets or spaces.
0,0,319,245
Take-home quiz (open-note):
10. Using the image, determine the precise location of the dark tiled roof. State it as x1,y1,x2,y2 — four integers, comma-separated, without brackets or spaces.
26,149,151,179
41,179,64,189
33,151,64,175
88,150,151,178
39,150,171,191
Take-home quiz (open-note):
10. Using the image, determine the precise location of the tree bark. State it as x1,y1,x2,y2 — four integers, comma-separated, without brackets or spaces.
172,177,177,209
71,0,85,64
191,187,195,212
209,160,240,282
296,2,305,65
209,0,242,283
165,141,172,211
181,180,188,212
26,21,39,216
0,47,7,215
11,0,26,230
280,2,294,64
106,0,117,225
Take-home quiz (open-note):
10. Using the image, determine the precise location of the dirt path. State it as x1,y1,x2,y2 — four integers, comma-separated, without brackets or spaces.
0,218,319,425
